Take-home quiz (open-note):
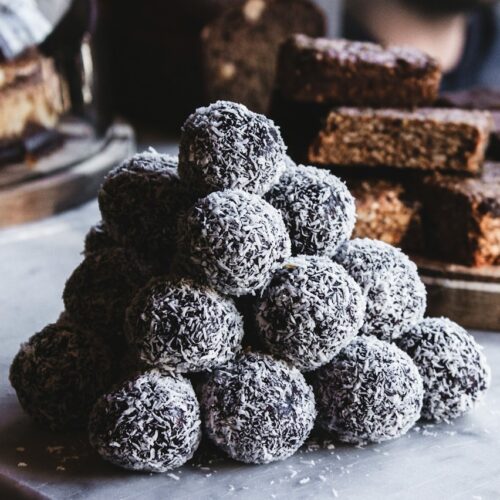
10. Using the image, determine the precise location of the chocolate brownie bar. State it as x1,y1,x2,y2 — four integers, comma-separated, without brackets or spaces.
277,34,441,107
309,108,492,174
348,179,423,252
420,162,500,267
201,0,325,114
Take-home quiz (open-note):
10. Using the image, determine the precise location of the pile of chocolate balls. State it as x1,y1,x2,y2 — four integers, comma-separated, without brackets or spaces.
10,101,491,473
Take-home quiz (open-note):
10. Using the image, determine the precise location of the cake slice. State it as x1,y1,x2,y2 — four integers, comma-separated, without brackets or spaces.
201,0,325,114
277,34,442,107
420,162,500,267
309,107,492,174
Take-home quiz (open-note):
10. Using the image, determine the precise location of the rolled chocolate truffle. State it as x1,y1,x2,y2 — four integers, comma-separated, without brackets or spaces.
178,100,287,195
98,150,195,263
89,370,201,473
9,323,113,431
256,255,365,371
397,317,491,423
313,336,423,444
200,351,316,464
179,189,291,296
63,248,153,337
265,164,356,256
333,238,426,341
83,221,117,256
125,278,244,373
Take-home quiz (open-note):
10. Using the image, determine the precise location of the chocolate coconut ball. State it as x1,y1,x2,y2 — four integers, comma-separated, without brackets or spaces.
9,323,113,431
180,189,291,296
397,317,491,423
89,370,201,473
200,352,316,464
83,221,117,256
313,336,423,444
98,150,195,262
333,238,426,341
265,165,356,256
125,278,244,373
256,255,365,371
179,100,287,195
63,248,153,337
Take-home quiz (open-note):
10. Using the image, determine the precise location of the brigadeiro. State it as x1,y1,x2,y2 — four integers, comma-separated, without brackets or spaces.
9,323,113,431
265,164,356,256
88,370,201,473
397,317,491,423
63,248,153,337
98,150,195,263
83,221,117,256
333,238,426,341
255,255,365,371
200,352,316,464
179,189,291,296
178,100,287,195
125,278,244,373
313,336,424,444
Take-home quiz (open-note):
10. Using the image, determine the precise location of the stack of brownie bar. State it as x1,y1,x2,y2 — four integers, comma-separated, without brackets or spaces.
273,34,499,267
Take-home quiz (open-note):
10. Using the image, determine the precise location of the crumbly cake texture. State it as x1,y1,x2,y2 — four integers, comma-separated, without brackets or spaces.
125,278,244,373
420,162,500,266
313,336,424,444
9,324,113,431
348,179,423,252
201,0,325,114
200,352,316,464
277,34,441,107
333,238,426,341
83,221,117,256
396,318,491,423
264,164,355,256
255,255,365,371
63,248,153,337
88,371,201,473
98,151,195,264
309,107,492,174
179,189,291,296
178,101,287,195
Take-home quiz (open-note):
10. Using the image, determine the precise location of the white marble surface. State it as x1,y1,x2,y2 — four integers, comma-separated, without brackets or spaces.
0,200,499,500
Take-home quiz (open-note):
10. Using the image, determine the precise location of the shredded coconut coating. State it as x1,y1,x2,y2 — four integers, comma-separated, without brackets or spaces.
9,323,113,431
200,352,316,464
333,238,426,340
83,221,117,256
98,151,196,263
313,336,423,444
178,100,287,195
89,370,201,473
255,255,365,371
125,278,244,373
265,165,356,256
179,189,291,296
63,248,154,337
396,317,491,423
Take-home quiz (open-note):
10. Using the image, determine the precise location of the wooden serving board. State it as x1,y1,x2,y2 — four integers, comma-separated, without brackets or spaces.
413,256,500,331
0,121,135,228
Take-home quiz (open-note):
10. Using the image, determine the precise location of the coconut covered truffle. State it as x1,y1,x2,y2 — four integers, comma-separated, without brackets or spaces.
256,255,365,371
63,248,153,337
125,278,244,373
89,370,201,472
333,238,426,341
9,323,113,431
98,150,195,262
200,352,316,464
313,336,423,444
180,189,291,296
84,221,117,256
178,100,287,195
396,317,491,423
265,164,356,256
